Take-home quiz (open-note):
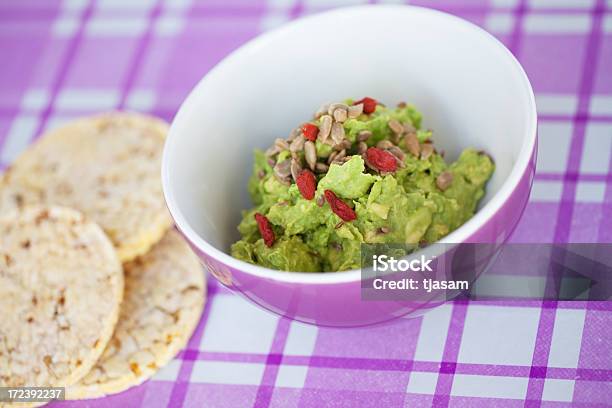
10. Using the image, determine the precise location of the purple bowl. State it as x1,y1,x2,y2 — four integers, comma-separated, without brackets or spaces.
162,5,538,327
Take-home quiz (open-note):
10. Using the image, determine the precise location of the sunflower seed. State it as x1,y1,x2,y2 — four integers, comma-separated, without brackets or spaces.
436,171,453,191
288,127,301,141
390,155,405,168
376,140,394,149
348,103,364,118
274,158,292,179
289,134,305,153
335,221,344,229
278,200,289,207
390,132,400,145
404,122,416,133
357,130,372,142
265,145,281,157
332,149,346,164
405,132,420,157
332,141,345,151
327,103,349,116
276,138,289,150
333,107,348,123
397,101,407,108
315,162,329,173
304,140,317,170
357,141,368,155
327,150,338,165
378,226,390,234
388,119,404,135
315,103,330,119
331,122,345,145
316,195,325,207
420,143,434,160
291,157,303,182
388,145,405,161
319,115,332,143
364,154,384,173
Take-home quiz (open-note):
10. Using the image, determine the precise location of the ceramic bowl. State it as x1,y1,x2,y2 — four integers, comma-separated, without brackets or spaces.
162,5,537,327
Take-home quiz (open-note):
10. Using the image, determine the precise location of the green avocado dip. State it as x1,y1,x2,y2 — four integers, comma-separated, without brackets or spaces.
230,97,494,272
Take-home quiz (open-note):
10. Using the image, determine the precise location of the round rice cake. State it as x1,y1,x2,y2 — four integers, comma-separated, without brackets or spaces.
0,112,172,262
67,230,206,399
0,206,123,391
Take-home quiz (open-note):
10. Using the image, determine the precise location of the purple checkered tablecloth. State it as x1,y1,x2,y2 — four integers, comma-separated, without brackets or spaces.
1,0,611,407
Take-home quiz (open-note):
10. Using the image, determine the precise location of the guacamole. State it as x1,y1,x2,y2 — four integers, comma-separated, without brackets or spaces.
231,98,494,272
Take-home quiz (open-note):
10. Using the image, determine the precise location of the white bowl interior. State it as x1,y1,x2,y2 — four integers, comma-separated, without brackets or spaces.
164,6,535,270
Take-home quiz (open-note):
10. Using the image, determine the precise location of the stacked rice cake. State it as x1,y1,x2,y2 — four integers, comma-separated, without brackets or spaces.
0,113,206,406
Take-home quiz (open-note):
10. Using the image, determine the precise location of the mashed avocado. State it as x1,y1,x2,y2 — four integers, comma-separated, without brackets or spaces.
231,98,494,272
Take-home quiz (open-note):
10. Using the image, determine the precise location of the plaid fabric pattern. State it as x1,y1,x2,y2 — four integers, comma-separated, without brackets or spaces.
0,0,611,406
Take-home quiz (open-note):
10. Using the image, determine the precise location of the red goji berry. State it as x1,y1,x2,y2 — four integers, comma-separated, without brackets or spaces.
254,213,275,247
353,97,377,114
324,190,357,222
302,123,319,142
365,147,397,173
296,169,317,200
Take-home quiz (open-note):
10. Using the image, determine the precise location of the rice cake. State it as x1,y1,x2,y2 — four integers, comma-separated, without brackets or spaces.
68,230,205,399
0,112,172,262
0,206,123,393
